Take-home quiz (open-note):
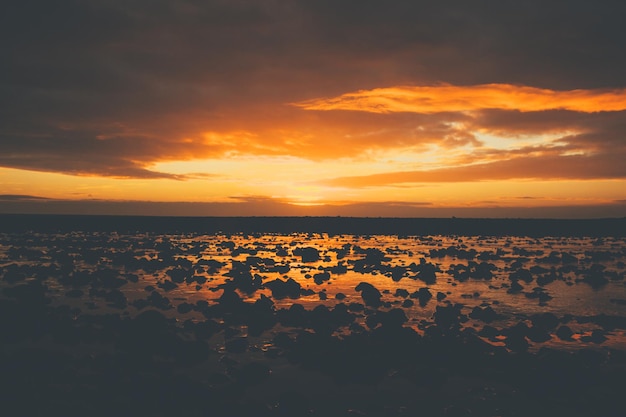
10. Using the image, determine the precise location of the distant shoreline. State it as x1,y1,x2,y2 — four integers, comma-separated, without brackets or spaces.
1,214,625,237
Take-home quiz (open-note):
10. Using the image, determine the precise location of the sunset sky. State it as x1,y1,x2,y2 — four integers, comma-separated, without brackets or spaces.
2,0,626,217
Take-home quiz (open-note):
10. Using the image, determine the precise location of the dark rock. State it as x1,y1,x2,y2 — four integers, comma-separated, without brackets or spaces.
313,271,331,284
527,326,551,343
355,282,382,308
394,288,409,298
177,302,194,314
433,304,466,332
410,287,432,306
555,325,574,341
264,277,301,299
415,259,438,284
293,247,320,263
158,279,178,291
531,312,559,331
510,268,533,283
507,280,524,294
469,306,498,323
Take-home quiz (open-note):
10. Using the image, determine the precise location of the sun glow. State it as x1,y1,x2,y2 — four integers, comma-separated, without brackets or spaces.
2,81,625,217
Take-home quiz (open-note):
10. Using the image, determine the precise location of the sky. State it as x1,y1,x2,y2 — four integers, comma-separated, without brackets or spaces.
2,0,626,218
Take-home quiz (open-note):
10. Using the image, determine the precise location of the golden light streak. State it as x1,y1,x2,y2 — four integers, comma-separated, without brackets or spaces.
293,84,626,114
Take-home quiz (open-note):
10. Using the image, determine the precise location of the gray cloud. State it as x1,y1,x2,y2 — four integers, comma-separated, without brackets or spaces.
2,0,626,177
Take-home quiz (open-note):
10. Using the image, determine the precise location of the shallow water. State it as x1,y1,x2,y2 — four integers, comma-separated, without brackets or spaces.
2,232,625,350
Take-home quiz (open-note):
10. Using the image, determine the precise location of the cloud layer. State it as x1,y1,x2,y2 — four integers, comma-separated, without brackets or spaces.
1,0,625,215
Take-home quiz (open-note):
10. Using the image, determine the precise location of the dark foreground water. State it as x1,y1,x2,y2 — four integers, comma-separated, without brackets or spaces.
1,216,625,416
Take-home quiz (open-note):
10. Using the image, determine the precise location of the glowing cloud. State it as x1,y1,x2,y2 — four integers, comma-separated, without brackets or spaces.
293,84,626,114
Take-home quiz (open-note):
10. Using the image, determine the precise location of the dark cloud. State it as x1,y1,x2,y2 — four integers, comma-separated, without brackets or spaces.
2,0,626,177
0,194,50,201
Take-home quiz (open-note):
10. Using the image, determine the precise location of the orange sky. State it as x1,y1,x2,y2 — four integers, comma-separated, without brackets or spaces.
1,1,626,217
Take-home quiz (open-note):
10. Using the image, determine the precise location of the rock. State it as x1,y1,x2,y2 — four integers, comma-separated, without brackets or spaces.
507,280,524,294
394,288,409,298
469,306,498,323
531,312,559,331
313,271,331,284
264,278,301,299
410,287,432,306
177,302,194,314
355,282,382,308
510,268,533,283
293,247,320,263
158,280,178,291
555,325,574,341
416,260,438,284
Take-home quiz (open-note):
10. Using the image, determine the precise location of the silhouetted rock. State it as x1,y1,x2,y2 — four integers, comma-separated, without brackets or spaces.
507,280,524,294
527,326,551,343
525,287,553,303
410,287,433,306
581,264,609,289
388,265,406,281
177,302,194,314
355,282,382,308
225,261,261,293
415,259,438,284
293,246,320,262
504,322,530,352
378,308,408,328
581,329,607,344
531,312,559,331
469,306,498,323
158,279,178,291
537,267,560,286
433,304,466,332
313,271,331,284
166,266,191,283
510,268,533,283
394,288,409,298
264,277,301,299
555,325,574,341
